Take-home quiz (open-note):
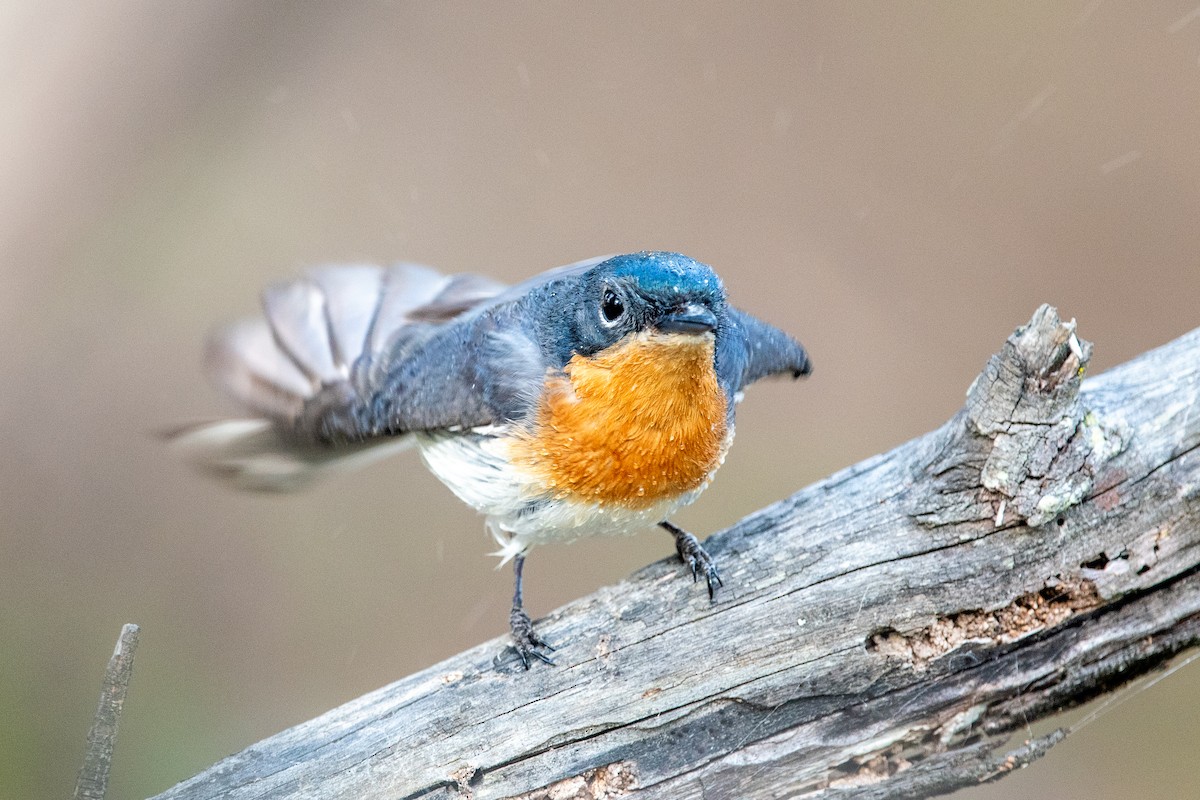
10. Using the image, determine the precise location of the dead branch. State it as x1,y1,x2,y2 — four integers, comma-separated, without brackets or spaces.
152,306,1200,799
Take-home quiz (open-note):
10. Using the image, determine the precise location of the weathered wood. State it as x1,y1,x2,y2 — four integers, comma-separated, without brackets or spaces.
76,623,140,800
153,306,1200,799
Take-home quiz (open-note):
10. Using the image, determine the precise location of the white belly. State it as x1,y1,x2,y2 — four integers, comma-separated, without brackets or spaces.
415,428,722,562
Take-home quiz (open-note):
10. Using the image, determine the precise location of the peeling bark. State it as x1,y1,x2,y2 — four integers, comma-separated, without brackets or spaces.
152,306,1200,800
867,577,1102,669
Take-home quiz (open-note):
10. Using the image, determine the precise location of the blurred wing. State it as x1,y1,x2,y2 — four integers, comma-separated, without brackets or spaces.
177,262,512,490
165,419,416,492
204,263,509,431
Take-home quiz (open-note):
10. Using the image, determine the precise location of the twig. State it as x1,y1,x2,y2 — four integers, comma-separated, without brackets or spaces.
74,623,140,800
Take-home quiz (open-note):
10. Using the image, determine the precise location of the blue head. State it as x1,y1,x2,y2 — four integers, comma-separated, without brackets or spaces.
527,252,726,362
600,252,726,309
521,251,809,401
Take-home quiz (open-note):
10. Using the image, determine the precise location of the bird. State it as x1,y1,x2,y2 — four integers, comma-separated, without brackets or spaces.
172,251,811,668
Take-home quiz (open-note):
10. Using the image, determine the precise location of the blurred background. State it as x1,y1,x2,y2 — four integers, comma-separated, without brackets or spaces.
3,3,1199,798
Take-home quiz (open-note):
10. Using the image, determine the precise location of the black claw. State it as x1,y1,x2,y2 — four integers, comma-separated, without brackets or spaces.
509,606,556,669
507,553,555,669
661,521,724,601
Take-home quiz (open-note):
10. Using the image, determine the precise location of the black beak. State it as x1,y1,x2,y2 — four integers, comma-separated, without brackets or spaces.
657,303,718,335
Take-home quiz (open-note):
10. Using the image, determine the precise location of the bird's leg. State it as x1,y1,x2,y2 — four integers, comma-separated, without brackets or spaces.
508,553,556,669
660,520,723,600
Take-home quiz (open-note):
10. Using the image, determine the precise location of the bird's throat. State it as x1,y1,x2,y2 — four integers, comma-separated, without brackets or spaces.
513,331,729,508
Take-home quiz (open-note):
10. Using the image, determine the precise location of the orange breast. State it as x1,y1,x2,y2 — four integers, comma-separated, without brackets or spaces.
511,331,728,508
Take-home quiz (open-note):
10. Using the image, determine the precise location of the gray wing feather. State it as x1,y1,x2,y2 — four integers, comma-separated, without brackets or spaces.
261,280,344,383
367,263,450,355
205,262,512,425
200,260,521,438
409,273,509,323
204,318,312,419
309,265,384,368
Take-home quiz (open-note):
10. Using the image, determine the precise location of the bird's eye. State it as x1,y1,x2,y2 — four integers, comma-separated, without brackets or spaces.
600,289,625,324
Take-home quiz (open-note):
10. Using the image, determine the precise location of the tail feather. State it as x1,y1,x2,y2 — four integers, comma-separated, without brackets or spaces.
166,419,414,492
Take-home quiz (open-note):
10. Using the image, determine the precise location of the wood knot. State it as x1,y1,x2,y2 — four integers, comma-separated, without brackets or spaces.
912,305,1128,528
965,303,1091,436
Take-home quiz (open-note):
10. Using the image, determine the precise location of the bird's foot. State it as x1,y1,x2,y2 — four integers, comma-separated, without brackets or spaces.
661,520,723,600
509,606,556,669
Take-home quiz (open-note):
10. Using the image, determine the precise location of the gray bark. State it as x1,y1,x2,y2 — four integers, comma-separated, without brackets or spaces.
152,306,1200,800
